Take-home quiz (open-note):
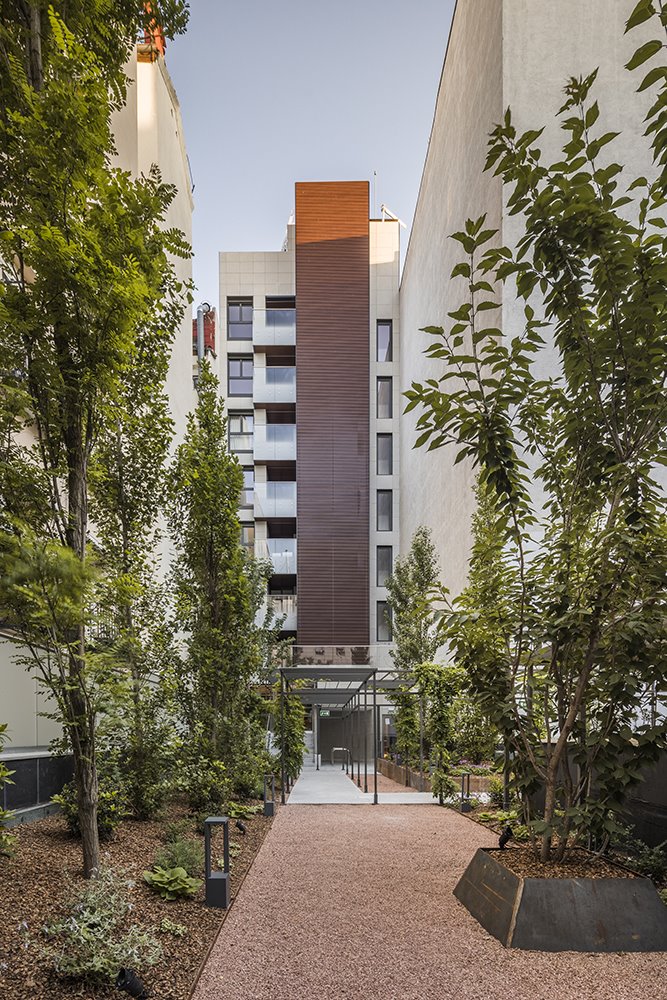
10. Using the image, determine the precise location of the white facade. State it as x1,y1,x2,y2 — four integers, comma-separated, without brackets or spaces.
399,0,657,599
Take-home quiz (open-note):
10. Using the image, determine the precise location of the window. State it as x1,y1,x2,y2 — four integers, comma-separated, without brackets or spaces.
229,413,253,453
377,434,392,476
377,320,393,363
227,298,253,339
377,490,392,531
228,357,253,395
377,377,392,419
240,524,255,550
241,468,254,509
377,546,392,587
377,601,392,642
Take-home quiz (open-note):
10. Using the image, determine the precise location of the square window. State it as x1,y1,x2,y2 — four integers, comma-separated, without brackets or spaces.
377,546,392,587
377,601,392,642
229,413,254,453
377,434,392,476
377,490,392,531
228,358,253,396
377,320,393,363
377,377,392,419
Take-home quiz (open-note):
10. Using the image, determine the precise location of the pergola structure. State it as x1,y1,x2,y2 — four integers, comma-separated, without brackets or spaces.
277,665,410,805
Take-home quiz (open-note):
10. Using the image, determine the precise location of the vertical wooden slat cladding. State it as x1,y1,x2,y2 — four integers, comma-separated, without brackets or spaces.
295,181,369,645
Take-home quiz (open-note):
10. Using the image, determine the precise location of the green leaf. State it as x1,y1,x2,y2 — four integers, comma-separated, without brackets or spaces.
626,39,663,71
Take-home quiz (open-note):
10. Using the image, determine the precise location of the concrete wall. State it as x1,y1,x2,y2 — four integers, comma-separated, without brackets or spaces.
399,0,503,597
399,0,659,597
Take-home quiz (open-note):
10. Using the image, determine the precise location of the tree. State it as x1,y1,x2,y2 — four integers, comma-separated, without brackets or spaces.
414,662,462,803
406,34,667,860
385,526,442,767
169,362,279,786
0,6,189,876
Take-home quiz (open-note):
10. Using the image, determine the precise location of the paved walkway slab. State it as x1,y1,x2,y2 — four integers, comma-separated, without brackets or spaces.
193,805,667,1000
287,763,434,805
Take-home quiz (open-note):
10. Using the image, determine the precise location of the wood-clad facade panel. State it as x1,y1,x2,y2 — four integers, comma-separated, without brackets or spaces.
295,181,370,644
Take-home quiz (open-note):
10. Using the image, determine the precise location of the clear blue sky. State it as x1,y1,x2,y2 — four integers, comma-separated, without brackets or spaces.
166,0,456,308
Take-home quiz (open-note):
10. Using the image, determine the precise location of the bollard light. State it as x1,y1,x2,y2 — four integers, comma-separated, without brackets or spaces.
263,773,276,817
204,816,230,909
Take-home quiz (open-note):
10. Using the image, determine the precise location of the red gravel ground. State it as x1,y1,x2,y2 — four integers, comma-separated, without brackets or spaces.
192,805,667,1000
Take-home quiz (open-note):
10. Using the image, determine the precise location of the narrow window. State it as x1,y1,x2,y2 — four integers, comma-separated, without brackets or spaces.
377,434,392,476
377,546,392,587
240,524,255,550
228,298,253,339
240,468,254,509
376,320,393,363
377,376,392,419
377,490,392,531
377,601,392,642
228,357,253,395
229,413,254,454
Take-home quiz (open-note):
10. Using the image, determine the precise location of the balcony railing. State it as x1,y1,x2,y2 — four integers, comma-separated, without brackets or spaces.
271,594,297,631
254,481,297,518
256,538,296,575
253,309,296,347
253,424,296,462
253,366,296,404
291,645,395,670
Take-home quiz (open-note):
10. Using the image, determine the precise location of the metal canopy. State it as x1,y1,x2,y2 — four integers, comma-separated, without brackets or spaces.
290,688,357,706
281,666,375,683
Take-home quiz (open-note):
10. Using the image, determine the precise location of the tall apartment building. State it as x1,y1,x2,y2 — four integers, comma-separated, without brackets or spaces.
218,181,400,656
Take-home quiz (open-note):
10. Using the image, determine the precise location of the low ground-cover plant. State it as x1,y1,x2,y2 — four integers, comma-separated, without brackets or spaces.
143,865,201,900
154,836,203,877
226,801,260,819
40,868,161,982
159,918,188,938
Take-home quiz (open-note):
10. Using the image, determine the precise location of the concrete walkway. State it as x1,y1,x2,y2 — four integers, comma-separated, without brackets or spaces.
287,762,434,805
192,805,667,1000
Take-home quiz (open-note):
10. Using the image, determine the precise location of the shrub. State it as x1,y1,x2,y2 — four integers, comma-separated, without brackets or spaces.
40,868,161,982
163,819,193,843
631,842,667,883
183,758,231,818
0,724,16,856
143,866,201,900
226,802,260,820
488,776,505,809
431,769,458,802
154,837,203,877
53,776,127,841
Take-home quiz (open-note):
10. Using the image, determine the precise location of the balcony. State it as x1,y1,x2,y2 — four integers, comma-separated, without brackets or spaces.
253,309,296,347
253,366,296,404
254,481,297,518
291,645,395,670
253,424,296,462
256,538,297,575
271,594,297,631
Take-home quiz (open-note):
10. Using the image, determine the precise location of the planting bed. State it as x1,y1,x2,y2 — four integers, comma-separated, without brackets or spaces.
0,803,274,999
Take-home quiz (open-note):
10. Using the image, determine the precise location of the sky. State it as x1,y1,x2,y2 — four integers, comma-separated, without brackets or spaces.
166,0,456,310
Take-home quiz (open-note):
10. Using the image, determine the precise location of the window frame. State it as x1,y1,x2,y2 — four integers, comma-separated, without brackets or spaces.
376,320,393,363
377,490,393,532
377,433,393,476
228,357,254,396
377,601,392,642
227,297,253,340
376,376,393,419
377,545,392,588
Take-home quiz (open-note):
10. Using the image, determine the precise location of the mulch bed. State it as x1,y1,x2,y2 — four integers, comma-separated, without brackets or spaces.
0,803,274,1000
495,846,637,880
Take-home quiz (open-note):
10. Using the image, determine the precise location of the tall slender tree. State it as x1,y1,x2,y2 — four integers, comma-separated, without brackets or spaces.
0,6,189,875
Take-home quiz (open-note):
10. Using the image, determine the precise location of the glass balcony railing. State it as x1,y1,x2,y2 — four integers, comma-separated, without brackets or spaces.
253,424,296,462
253,366,296,404
291,645,395,670
254,480,297,518
270,593,297,630
253,309,296,347
256,538,296,575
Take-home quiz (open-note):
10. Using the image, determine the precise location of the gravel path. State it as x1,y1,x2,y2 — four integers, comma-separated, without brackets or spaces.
192,805,667,1000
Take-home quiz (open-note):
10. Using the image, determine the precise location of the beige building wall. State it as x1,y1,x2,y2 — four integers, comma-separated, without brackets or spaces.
399,0,503,597
2,45,194,752
400,0,657,599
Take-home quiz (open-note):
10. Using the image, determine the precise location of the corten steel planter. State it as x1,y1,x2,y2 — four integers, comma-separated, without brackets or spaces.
454,848,667,952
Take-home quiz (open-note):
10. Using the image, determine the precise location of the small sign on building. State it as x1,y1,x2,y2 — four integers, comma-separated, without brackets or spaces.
319,709,330,717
